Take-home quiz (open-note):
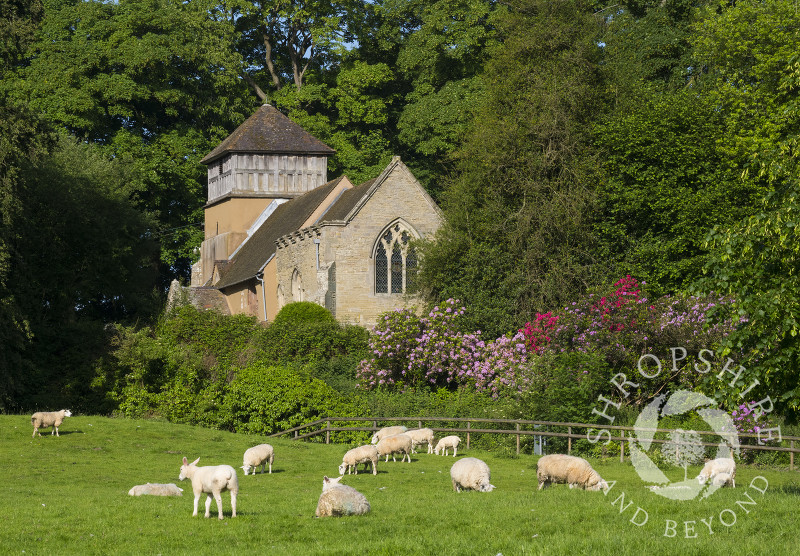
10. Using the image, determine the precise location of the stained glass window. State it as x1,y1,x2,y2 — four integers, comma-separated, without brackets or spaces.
374,222,418,295
375,243,388,293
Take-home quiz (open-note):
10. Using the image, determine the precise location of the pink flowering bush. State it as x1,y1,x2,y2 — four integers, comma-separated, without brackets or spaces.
356,299,528,396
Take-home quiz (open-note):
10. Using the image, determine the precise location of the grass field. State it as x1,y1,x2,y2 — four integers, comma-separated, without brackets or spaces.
1,415,798,555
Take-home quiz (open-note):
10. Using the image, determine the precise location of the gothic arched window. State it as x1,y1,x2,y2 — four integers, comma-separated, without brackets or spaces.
374,222,418,295
291,269,303,302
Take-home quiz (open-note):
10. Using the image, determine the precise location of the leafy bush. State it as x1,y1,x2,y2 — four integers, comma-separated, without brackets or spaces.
261,320,368,363
220,364,369,440
272,301,336,326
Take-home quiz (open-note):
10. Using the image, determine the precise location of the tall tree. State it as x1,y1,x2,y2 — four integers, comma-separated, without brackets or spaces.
14,0,254,280
418,0,607,337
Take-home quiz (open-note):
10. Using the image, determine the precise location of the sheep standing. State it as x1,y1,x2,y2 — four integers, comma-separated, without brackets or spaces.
242,443,274,475
315,476,370,517
31,409,72,438
376,433,412,463
450,457,495,492
698,457,736,488
339,445,379,475
128,483,184,496
537,454,608,491
406,428,435,454
178,457,238,519
371,425,408,444
434,435,461,456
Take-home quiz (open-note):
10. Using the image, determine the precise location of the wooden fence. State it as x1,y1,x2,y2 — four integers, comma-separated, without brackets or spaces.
270,416,800,471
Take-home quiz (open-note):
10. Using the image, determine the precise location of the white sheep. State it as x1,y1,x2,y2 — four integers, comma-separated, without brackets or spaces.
371,425,408,444
536,454,608,491
376,433,412,463
128,483,184,496
406,428,435,454
241,443,274,475
31,409,72,438
315,475,371,517
698,457,736,488
711,472,734,488
450,457,495,492
339,444,379,475
178,457,239,519
434,435,461,456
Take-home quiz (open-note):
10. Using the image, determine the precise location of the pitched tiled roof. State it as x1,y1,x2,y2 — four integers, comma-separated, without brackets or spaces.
213,177,345,289
317,178,377,222
200,104,334,165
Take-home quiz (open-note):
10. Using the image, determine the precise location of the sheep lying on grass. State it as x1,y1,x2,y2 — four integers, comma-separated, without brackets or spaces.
450,457,495,492
339,445,379,475
434,435,461,456
128,483,184,496
242,444,274,475
315,476,370,517
376,433,412,463
178,457,238,519
371,425,408,444
698,457,736,488
537,454,608,491
31,409,72,438
406,428,435,454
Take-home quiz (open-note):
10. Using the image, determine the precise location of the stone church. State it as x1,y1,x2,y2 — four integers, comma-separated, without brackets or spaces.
172,103,443,326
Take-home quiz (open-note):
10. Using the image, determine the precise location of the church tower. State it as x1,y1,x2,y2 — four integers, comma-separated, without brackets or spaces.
193,104,335,286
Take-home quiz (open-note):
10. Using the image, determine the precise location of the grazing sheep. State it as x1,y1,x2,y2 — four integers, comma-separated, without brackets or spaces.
376,433,412,463
315,476,370,517
434,435,461,456
537,454,608,491
711,472,734,488
698,457,736,488
241,444,274,475
406,428,435,454
339,445,379,475
31,409,72,438
450,457,495,492
178,457,238,519
371,425,408,444
128,483,184,497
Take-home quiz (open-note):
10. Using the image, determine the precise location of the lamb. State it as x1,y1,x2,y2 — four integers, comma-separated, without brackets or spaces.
241,443,274,475
450,457,495,492
698,457,736,488
128,483,184,496
339,444,379,475
178,457,238,519
371,425,408,444
406,428,435,454
536,454,608,491
31,409,72,438
376,433,412,463
315,475,370,517
711,472,734,488
434,435,461,456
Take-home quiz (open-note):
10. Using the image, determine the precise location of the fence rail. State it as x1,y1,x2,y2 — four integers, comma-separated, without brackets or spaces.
270,416,800,470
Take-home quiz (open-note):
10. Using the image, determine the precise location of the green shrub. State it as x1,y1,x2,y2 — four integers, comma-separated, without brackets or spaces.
261,320,368,363
220,364,369,439
272,301,336,325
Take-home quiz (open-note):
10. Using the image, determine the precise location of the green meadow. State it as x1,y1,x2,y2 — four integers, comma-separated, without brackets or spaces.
1,415,798,555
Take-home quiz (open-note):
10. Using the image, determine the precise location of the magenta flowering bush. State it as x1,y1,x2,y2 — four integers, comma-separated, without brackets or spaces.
356,299,528,396
731,403,766,435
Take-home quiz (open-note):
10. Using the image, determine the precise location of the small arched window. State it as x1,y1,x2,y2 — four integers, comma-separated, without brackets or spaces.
374,222,418,295
291,269,303,302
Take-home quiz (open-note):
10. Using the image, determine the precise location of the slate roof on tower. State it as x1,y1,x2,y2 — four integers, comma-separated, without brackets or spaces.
200,104,335,165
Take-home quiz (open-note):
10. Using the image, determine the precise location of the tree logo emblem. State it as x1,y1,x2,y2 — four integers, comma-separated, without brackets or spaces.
630,390,740,500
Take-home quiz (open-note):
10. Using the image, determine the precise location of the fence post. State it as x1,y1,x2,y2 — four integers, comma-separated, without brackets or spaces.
467,421,471,450
568,426,572,455
620,430,624,463
516,422,520,455
419,420,422,429
325,420,330,445
792,440,795,471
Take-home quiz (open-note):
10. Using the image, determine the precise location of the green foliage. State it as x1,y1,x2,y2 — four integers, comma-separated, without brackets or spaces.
273,301,337,325
417,0,607,338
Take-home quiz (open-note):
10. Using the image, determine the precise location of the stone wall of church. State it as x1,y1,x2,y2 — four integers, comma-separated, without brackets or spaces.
275,162,442,327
